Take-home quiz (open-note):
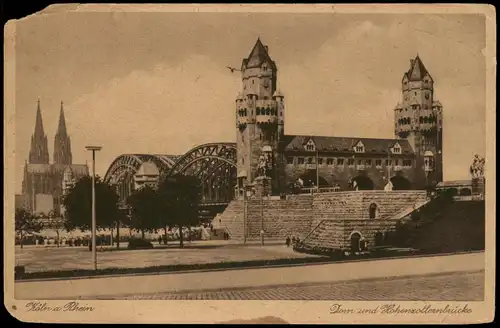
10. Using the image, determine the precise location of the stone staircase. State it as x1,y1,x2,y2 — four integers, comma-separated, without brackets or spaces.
214,200,245,240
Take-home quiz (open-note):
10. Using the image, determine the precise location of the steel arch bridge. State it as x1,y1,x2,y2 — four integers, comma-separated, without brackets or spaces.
103,143,237,210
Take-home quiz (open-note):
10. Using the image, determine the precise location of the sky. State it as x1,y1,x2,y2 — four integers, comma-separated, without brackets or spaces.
14,9,486,193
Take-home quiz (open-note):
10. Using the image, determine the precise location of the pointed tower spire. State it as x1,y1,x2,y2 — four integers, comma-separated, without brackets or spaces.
54,100,72,165
29,99,50,164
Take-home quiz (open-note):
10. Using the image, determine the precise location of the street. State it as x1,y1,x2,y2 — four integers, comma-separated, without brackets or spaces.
108,270,484,301
15,252,484,300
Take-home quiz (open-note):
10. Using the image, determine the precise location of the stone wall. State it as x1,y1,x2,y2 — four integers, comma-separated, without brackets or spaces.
313,190,427,222
218,191,427,244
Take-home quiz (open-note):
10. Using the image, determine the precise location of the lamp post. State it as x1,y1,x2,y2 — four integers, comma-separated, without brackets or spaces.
86,145,102,271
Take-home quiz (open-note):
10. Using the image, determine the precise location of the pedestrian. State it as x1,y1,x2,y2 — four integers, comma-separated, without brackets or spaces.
285,236,291,247
158,235,162,245
291,236,296,245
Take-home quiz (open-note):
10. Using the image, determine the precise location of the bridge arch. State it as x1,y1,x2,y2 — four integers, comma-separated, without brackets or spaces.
104,143,237,207
166,143,237,204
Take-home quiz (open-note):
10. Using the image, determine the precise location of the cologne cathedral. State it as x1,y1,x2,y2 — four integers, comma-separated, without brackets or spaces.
18,100,89,215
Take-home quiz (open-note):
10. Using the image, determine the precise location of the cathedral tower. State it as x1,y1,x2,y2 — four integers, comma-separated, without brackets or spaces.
53,101,73,165
394,55,443,188
235,38,285,197
28,99,50,164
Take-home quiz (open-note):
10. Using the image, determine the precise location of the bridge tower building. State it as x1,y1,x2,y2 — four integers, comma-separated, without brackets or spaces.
235,38,285,198
394,55,444,188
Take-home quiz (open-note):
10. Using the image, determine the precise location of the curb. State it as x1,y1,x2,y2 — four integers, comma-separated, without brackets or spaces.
15,250,484,283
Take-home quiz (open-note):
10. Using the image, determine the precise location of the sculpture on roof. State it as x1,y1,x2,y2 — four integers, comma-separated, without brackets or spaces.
469,154,485,179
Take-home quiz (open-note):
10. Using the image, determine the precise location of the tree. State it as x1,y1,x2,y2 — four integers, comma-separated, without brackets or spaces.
62,175,121,233
158,174,202,248
15,208,43,248
43,210,64,247
126,185,163,240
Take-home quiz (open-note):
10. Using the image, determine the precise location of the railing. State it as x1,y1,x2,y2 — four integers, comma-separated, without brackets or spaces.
298,187,340,194
386,198,431,221
302,219,325,243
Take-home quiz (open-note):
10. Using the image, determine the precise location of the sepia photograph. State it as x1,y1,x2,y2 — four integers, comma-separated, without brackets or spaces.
4,4,495,324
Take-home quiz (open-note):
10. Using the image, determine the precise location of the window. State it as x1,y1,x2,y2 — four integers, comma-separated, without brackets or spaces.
348,159,354,166
327,158,334,166
414,92,417,96
337,158,344,166
242,135,244,142
369,203,377,219
403,159,412,167
256,108,260,115
394,159,400,166
375,159,382,167
252,80,255,85
307,157,313,164
241,157,245,165
365,159,372,166
425,93,430,100
318,158,323,165
287,157,294,164
386,159,392,166
298,157,305,165
392,145,402,154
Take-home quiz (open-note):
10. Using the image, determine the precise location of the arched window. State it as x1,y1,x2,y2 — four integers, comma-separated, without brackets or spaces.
369,203,377,219
266,108,271,115
256,108,261,115
419,117,423,124
350,233,362,253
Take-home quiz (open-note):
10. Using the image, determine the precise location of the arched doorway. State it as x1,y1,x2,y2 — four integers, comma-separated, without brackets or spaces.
369,203,378,219
374,231,384,246
390,176,412,190
459,188,472,196
350,176,374,190
350,232,362,253
298,170,330,188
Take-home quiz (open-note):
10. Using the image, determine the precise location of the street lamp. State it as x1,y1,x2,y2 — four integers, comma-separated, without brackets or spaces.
86,145,102,270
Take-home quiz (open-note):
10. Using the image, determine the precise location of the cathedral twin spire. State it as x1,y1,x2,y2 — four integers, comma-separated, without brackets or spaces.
29,99,72,165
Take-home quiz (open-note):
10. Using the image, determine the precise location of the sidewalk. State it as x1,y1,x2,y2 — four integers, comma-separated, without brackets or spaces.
15,252,484,300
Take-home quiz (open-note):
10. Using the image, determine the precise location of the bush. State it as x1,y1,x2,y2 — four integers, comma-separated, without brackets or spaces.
127,238,154,250
15,266,25,279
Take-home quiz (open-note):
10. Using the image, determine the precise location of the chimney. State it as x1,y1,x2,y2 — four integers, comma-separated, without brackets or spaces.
264,45,269,53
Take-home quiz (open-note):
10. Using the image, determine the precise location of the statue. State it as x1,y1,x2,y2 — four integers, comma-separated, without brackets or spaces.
469,154,485,179
257,151,273,178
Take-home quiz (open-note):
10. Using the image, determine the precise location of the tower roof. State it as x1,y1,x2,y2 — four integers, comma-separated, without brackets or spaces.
33,98,46,138
242,38,277,70
406,55,432,81
56,101,68,137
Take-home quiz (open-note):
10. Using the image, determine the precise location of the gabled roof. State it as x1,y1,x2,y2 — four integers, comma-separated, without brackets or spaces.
282,135,414,154
242,38,277,70
405,55,432,82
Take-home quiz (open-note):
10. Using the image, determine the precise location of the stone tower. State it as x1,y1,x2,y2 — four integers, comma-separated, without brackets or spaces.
28,99,50,164
394,55,443,188
53,101,73,165
235,38,285,197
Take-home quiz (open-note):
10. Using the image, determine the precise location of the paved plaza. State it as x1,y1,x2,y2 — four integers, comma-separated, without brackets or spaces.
107,270,484,301
15,241,316,273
